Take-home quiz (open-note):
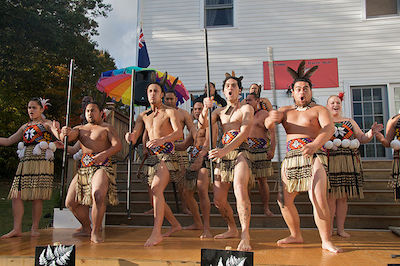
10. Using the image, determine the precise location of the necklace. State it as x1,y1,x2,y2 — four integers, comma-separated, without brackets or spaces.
294,103,312,111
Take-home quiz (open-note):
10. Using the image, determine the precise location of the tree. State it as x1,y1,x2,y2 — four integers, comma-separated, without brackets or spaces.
0,0,117,179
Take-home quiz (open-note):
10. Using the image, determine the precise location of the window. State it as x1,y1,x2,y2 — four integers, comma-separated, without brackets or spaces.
365,0,400,18
352,86,389,158
205,0,233,27
394,87,400,114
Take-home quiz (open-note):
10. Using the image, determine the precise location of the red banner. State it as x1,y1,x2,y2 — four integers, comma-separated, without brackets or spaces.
263,58,339,90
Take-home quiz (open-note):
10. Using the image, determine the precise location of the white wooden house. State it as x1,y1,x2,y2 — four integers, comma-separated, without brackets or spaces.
139,0,400,159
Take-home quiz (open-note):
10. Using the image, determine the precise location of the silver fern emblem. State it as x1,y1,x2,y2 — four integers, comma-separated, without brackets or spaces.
38,245,74,265
216,255,247,266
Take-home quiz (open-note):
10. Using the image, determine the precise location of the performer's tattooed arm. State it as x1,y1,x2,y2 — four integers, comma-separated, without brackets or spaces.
267,124,276,160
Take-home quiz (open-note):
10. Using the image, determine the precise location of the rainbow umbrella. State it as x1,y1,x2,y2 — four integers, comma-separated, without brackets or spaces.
96,66,190,105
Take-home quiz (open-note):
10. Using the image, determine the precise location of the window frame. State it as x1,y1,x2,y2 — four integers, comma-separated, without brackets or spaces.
200,0,236,29
362,0,400,20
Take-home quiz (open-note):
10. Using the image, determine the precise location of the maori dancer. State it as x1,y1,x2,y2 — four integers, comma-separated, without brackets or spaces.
268,61,342,253
184,99,213,238
1,98,59,238
248,83,273,111
61,101,121,243
196,82,227,108
245,92,275,216
125,82,183,247
200,72,254,251
164,89,197,215
325,93,382,237
376,112,400,200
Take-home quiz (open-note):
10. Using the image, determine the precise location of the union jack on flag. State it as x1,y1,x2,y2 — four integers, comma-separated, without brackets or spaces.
138,26,150,68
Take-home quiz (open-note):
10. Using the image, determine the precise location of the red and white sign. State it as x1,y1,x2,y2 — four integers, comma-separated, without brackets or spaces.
263,58,339,90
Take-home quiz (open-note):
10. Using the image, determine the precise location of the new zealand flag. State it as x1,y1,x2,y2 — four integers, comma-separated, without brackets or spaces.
138,27,150,68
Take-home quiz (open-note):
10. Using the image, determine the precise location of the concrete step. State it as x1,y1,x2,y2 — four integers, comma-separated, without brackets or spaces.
105,212,400,229
116,189,397,202
107,200,400,216
116,177,391,191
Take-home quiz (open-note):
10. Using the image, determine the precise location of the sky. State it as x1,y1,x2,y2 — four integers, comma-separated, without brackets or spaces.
92,0,138,69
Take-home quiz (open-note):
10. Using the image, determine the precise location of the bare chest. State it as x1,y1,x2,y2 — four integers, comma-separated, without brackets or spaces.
284,109,320,128
80,126,108,143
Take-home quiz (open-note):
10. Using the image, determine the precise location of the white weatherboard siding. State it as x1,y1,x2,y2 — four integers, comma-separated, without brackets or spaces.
140,0,400,159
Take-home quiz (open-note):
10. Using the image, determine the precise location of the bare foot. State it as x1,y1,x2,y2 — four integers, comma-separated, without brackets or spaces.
264,208,275,216
90,231,104,243
143,208,154,215
277,235,304,245
144,233,163,247
237,238,252,251
214,228,239,239
183,223,202,230
73,227,91,237
31,229,40,237
337,231,350,238
1,229,22,239
162,224,182,237
200,229,213,239
322,241,343,253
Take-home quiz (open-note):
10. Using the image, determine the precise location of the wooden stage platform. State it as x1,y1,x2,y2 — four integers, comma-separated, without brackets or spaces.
0,227,399,265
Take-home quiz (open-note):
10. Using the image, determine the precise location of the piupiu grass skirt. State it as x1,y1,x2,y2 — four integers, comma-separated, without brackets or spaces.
282,148,328,193
217,143,254,186
327,148,364,199
8,145,53,200
143,153,184,187
247,147,273,179
76,165,118,206
391,150,400,200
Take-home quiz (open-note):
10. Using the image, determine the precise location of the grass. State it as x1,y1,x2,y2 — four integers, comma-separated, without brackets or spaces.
0,181,61,236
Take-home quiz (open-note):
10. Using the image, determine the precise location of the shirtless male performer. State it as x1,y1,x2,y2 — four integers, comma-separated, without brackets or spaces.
268,61,342,253
61,102,122,243
125,82,183,247
184,99,213,238
201,73,254,251
245,92,275,216
164,89,197,216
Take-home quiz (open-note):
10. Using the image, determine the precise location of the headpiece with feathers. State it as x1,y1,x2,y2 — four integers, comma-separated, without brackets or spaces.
160,72,179,92
287,60,318,88
39,98,51,110
224,70,243,90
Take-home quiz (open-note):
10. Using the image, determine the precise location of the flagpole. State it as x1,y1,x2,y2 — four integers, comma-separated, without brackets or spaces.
60,59,74,210
203,4,215,183
267,47,284,208
127,69,136,219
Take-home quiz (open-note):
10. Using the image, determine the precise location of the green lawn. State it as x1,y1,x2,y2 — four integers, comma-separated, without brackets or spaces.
0,181,60,235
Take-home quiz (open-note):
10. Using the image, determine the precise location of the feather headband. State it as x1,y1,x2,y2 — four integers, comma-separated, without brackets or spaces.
287,60,318,87
39,98,51,110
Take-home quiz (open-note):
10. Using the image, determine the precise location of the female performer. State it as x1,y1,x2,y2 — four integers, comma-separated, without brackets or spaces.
325,93,382,237
0,98,60,238
376,111,400,200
